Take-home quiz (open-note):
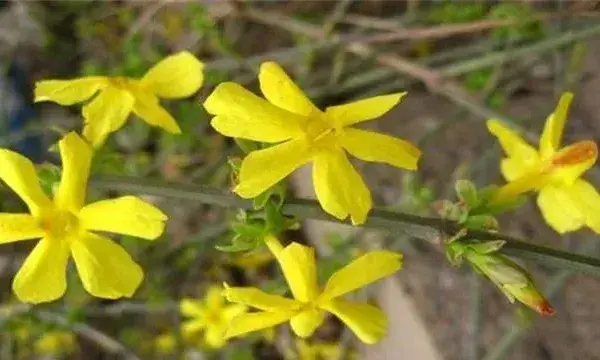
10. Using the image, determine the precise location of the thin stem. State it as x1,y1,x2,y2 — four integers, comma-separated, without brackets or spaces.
90,176,600,277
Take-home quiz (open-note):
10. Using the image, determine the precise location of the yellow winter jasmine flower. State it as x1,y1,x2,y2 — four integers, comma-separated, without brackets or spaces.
223,238,402,344
204,61,421,224
35,52,204,147
180,286,247,348
0,132,167,303
487,92,600,233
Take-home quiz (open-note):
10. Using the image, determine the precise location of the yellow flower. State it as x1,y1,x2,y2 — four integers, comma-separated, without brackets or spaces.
0,132,167,303
35,52,204,147
488,92,600,233
223,238,402,344
180,286,247,348
34,330,76,355
293,339,342,360
204,62,421,224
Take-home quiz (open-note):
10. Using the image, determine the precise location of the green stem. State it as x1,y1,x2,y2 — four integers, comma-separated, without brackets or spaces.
91,176,600,277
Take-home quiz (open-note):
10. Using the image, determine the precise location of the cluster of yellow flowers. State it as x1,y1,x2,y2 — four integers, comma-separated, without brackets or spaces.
0,50,598,348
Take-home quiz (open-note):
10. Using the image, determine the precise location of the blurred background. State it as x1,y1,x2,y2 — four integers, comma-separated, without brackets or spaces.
1,1,600,359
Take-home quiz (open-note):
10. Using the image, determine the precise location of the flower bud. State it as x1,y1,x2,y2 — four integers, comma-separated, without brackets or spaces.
466,250,554,316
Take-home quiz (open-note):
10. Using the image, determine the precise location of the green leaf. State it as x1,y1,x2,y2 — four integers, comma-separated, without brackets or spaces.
455,179,478,208
264,201,285,232
231,222,265,239
468,240,506,254
463,214,499,231
215,235,258,253
252,190,271,210
445,242,465,266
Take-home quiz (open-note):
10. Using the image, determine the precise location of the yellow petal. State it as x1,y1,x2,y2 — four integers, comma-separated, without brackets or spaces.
55,132,92,211
320,298,387,344
0,213,44,243
0,149,52,215
79,196,167,240
564,179,600,233
205,285,225,310
34,77,108,105
540,92,574,157
290,308,326,338
204,327,227,348
204,82,306,143
500,157,532,181
12,238,69,304
325,92,406,127
83,87,135,147
70,232,143,299
225,311,294,339
277,242,319,302
180,298,206,318
223,286,301,311
537,185,584,233
312,150,372,225
550,140,597,185
487,119,539,164
320,250,402,301
259,61,317,116
340,128,421,170
140,51,204,99
223,304,248,322
131,89,181,134
235,139,312,198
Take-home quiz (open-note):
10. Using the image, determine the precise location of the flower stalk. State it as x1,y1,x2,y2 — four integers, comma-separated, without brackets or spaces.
90,175,600,278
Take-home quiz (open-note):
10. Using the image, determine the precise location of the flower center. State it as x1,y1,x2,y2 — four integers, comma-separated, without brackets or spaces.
204,310,223,326
39,210,80,240
303,111,337,148
109,76,135,89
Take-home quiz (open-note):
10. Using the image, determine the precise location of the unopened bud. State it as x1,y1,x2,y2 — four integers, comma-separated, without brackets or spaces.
466,251,554,316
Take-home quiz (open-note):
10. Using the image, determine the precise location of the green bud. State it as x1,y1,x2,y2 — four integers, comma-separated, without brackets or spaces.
466,251,555,316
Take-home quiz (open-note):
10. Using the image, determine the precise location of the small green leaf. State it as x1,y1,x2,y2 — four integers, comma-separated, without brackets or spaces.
216,235,257,253
463,215,499,231
445,242,465,266
231,222,265,239
468,240,506,254
252,190,271,210
446,227,468,244
455,179,478,208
